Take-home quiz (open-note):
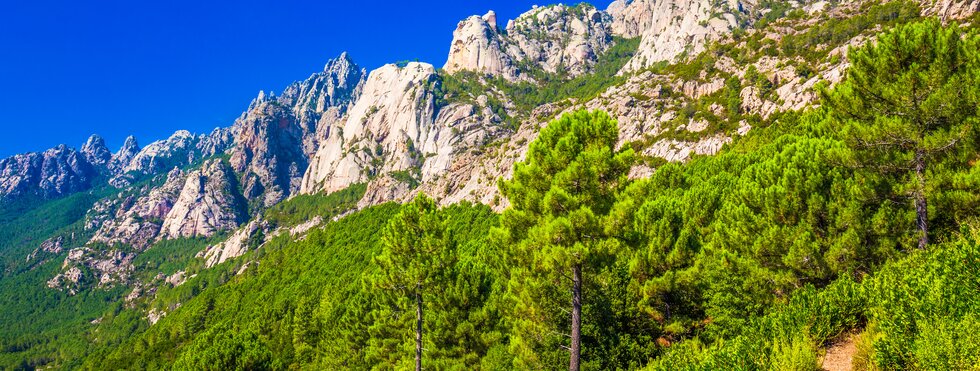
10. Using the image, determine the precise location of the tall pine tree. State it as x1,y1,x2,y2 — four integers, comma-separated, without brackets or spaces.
822,19,980,249
495,110,634,370
372,194,455,371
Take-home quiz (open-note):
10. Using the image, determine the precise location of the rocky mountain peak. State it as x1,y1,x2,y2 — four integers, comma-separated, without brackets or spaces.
80,134,111,168
325,52,357,74
609,0,746,72
444,3,613,81
0,144,97,199
302,59,507,201
282,52,366,117
247,90,276,112
302,62,441,194
230,100,307,207
122,130,200,175
483,10,498,30
111,135,140,168
444,12,516,80
107,135,140,186
228,53,366,206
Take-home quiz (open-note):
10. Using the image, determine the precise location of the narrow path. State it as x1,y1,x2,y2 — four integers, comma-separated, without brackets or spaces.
821,333,858,371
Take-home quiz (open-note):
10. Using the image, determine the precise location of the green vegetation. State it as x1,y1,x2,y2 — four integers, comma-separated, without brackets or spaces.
262,183,366,228
0,186,128,369
79,20,980,370
389,169,421,189
495,110,634,369
371,194,455,371
780,1,921,63
504,36,643,110
822,18,980,250
3,12,980,371
0,188,112,271
81,202,506,370
647,227,980,370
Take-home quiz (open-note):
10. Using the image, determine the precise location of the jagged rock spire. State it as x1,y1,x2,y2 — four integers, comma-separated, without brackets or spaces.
80,134,111,167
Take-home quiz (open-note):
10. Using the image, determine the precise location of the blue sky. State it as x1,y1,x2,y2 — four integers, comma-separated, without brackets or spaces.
0,0,614,157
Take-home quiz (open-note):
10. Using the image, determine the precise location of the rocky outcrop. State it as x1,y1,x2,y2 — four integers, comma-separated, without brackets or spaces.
921,0,980,19
89,168,185,249
607,0,655,38
47,248,136,295
198,127,235,158
444,12,517,80
158,159,245,240
27,236,65,262
445,4,614,81
109,136,141,173
80,135,112,168
302,62,440,194
0,144,96,199
122,130,200,175
280,52,366,155
230,100,307,207
229,54,365,206
301,62,504,196
609,0,745,72
644,135,733,162
197,218,270,268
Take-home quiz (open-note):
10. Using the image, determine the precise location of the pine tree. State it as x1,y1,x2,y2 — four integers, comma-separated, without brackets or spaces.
495,110,634,370
372,194,455,371
822,19,980,249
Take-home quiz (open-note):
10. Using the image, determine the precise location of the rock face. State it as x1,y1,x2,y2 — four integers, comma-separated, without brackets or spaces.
89,168,185,249
230,54,365,206
609,0,745,72
48,247,136,295
198,218,270,268
302,62,440,193
122,130,200,175
444,12,517,80
301,62,503,196
921,0,980,19
159,159,245,240
109,136,141,172
34,145,95,196
0,145,96,199
198,127,236,158
445,4,614,81
230,98,308,207
80,135,112,168
280,52,366,155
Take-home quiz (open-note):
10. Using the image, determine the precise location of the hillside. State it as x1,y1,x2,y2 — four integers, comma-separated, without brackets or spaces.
1,0,980,369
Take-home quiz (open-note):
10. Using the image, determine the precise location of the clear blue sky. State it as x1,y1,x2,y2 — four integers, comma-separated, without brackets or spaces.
0,0,614,157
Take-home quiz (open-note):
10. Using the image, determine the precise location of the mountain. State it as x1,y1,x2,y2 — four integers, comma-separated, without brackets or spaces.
0,144,97,199
232,53,366,207
444,4,614,81
1,0,979,368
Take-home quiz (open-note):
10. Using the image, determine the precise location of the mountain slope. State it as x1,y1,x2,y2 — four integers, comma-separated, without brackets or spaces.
0,0,978,369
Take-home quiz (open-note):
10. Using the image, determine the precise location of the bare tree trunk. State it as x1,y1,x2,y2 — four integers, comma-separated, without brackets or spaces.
416,290,423,371
570,264,582,371
915,149,929,250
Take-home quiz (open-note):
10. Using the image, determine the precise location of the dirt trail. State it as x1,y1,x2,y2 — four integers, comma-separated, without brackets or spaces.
821,333,858,371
